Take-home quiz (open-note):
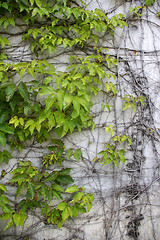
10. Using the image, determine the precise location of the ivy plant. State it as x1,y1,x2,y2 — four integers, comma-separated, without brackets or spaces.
0,0,145,233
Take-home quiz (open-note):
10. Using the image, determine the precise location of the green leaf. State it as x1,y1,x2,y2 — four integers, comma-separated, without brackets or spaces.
56,175,74,184
52,190,62,199
3,150,12,163
35,0,42,7
145,0,155,6
0,110,9,124
2,2,8,9
29,0,34,5
87,201,92,211
119,150,126,164
0,131,6,146
52,184,64,192
66,149,73,160
28,67,35,78
48,114,55,130
59,168,71,175
44,173,56,182
0,213,12,220
57,201,67,211
0,124,14,134
20,68,26,79
57,89,65,110
16,182,26,197
4,218,13,231
73,98,80,115
32,7,39,17
19,160,31,166
18,82,30,102
13,213,21,227
10,173,27,183
73,192,84,202
8,17,15,27
73,149,82,162
1,204,12,214
122,102,132,111
62,208,69,221
65,185,79,193
5,84,16,102
3,20,9,30
78,207,86,213
39,86,55,95
0,152,4,163
27,182,35,199
0,184,7,191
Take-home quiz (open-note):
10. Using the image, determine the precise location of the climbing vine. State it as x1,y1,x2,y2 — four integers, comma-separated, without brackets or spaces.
0,0,149,236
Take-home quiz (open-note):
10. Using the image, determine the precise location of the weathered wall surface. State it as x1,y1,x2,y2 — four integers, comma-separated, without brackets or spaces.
1,0,160,239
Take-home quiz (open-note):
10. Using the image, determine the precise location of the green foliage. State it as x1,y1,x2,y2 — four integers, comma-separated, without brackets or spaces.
129,6,145,17
94,126,132,167
145,0,155,6
0,160,93,230
97,144,126,167
122,95,145,112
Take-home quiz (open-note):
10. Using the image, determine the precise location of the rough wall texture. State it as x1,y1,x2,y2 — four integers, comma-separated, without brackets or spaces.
1,0,160,239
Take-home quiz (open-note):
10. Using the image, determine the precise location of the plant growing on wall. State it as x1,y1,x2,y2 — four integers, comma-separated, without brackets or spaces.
0,0,146,234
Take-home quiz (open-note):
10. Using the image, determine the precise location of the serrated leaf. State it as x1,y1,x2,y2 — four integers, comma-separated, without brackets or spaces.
13,213,21,227
16,182,26,197
59,168,71,175
0,184,7,191
73,192,84,202
65,185,79,193
3,20,9,29
29,0,34,5
57,201,67,211
122,102,132,111
18,82,30,102
35,0,42,7
44,173,56,182
73,149,82,162
5,84,16,102
53,190,62,199
28,67,35,78
66,149,72,160
52,184,64,192
10,173,27,183
105,126,110,133
1,204,12,214
20,68,26,79
0,110,9,124
0,131,6,146
0,213,12,220
57,89,65,110
27,182,35,199
4,218,13,231
2,2,8,9
87,201,92,211
39,86,55,95
8,18,15,27
145,0,155,5
56,175,74,184
101,103,105,110
3,150,12,159
62,208,69,221
0,152,4,163
0,124,14,134
119,151,125,164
